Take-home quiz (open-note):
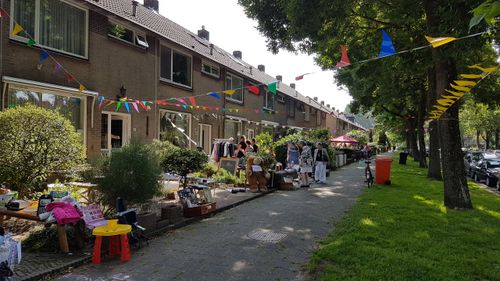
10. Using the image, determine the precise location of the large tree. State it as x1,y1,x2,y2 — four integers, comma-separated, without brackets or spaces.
239,0,497,209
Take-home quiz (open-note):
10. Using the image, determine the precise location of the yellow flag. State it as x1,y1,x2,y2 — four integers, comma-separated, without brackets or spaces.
433,105,448,111
79,84,86,92
12,23,23,36
450,84,470,92
453,80,477,87
460,74,483,79
222,90,236,95
436,98,455,107
445,90,465,97
425,35,457,48
467,64,497,73
441,95,461,100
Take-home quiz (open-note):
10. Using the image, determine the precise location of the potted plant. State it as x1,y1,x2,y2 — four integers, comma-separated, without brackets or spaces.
161,148,208,189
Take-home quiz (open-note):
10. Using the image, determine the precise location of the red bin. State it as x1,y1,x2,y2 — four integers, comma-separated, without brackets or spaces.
375,156,393,184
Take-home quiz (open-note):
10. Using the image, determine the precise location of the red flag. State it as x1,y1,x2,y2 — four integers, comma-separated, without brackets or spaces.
176,98,187,105
0,8,6,18
295,75,304,81
66,74,74,82
188,96,197,107
335,45,351,68
247,85,260,95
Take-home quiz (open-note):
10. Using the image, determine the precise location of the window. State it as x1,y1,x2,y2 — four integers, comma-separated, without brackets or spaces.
159,110,191,148
225,73,244,103
201,61,220,78
246,129,255,140
7,86,86,141
108,22,149,48
11,0,88,58
277,93,285,103
160,46,192,88
287,99,295,118
199,124,212,153
224,119,242,140
304,105,310,121
264,90,275,111
101,112,131,151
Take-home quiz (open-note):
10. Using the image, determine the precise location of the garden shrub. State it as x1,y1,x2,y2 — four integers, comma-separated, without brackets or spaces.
347,129,369,144
149,139,180,160
98,140,162,207
161,148,208,188
255,132,273,153
0,105,85,196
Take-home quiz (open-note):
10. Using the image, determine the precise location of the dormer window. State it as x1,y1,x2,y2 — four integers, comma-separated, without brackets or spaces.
108,22,149,49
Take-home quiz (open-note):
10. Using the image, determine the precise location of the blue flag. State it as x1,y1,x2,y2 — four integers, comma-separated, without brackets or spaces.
378,30,396,58
208,92,221,99
124,102,130,113
39,50,49,61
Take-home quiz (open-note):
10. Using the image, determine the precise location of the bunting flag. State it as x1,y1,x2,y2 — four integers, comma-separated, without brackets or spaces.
268,82,277,94
27,39,36,47
66,74,74,83
116,101,122,111
295,73,311,81
98,97,105,108
378,30,397,58
54,63,62,73
79,84,85,92
425,35,457,48
124,102,130,112
335,45,351,68
428,64,498,120
208,92,220,99
39,50,49,62
0,8,5,17
247,85,260,95
188,96,197,107
132,102,139,113
138,100,148,111
12,24,23,36
222,90,235,95
176,98,187,105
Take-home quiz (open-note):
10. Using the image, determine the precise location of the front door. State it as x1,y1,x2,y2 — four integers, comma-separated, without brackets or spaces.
199,124,212,154
101,112,131,153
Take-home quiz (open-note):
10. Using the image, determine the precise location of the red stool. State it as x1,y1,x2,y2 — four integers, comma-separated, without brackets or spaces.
92,220,131,264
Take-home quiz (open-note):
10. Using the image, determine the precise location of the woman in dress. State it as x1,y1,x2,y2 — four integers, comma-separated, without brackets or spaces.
287,142,300,169
297,141,313,188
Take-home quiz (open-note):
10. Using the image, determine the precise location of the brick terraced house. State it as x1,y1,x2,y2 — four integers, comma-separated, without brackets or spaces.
0,0,366,158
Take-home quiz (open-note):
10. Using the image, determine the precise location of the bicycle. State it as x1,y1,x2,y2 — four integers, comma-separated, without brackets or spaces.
364,160,374,188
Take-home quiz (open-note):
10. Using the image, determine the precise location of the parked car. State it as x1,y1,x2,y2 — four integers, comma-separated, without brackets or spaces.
469,152,499,178
464,151,483,175
474,158,500,187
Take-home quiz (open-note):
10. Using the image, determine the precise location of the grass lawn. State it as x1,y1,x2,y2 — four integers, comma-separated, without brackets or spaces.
309,159,500,281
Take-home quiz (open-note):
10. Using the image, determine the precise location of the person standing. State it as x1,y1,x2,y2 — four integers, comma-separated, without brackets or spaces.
287,142,300,169
251,138,258,153
314,142,329,184
237,136,247,166
297,141,313,188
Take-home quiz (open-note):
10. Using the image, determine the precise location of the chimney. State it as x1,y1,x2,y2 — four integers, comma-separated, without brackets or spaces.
233,50,242,59
276,75,282,81
144,0,159,12
327,104,330,108
209,43,214,55
314,97,318,101
257,64,265,72
198,25,209,41
321,101,325,105
290,83,296,89
132,0,138,16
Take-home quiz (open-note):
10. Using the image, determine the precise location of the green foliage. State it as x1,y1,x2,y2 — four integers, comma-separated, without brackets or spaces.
23,224,87,253
245,152,277,171
108,24,126,38
161,148,208,188
469,0,500,30
0,105,85,196
192,163,219,179
274,132,303,148
211,168,245,186
346,130,368,145
309,161,500,281
98,141,162,206
148,139,180,161
308,128,331,143
460,98,500,147
255,132,273,153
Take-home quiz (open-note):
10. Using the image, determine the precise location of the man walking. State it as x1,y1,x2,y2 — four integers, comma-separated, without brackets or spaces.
314,142,329,184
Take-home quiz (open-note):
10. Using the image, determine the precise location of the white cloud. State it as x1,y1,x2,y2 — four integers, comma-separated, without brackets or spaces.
154,0,352,112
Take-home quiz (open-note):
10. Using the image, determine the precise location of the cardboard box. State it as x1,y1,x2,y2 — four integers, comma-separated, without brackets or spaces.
183,202,216,218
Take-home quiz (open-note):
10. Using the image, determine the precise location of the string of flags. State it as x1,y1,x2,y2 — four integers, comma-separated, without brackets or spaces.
428,64,498,120
294,29,494,80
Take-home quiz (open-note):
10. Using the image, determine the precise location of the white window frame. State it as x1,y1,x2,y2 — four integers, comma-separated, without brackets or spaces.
108,19,149,49
263,90,275,111
198,123,212,153
246,129,255,140
9,0,89,59
276,93,285,103
159,44,193,89
158,109,192,148
100,111,132,153
225,73,244,104
224,117,244,139
201,60,220,79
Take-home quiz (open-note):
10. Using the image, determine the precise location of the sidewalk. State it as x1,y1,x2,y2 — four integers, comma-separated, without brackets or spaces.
54,162,368,281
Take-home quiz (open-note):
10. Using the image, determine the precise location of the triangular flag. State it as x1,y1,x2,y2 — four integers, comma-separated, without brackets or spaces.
255,109,260,114
425,35,457,48
450,84,471,92
378,30,396,58
79,84,85,92
54,63,62,73
132,102,139,113
222,90,236,95
124,102,130,112
27,39,36,47
176,98,187,105
467,64,497,73
453,80,477,87
0,8,5,18
208,92,221,99
460,74,483,79
138,100,148,111
268,82,277,94
182,104,188,109
39,50,49,62
188,96,197,107
189,105,194,110
116,101,122,111
295,73,311,81
247,85,260,95
335,45,351,68
12,24,23,36
66,74,74,83
99,97,105,108
142,101,148,106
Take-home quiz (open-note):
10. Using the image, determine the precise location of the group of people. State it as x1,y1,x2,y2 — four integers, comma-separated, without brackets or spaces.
237,136,259,166
287,141,330,188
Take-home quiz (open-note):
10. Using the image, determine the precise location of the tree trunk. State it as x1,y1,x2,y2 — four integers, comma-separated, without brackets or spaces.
424,0,472,209
427,67,441,179
476,130,481,148
485,131,491,150
496,129,499,149
407,120,420,161
417,90,428,168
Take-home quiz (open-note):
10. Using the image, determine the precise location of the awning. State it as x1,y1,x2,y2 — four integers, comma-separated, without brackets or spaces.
261,120,279,127
2,76,98,97
331,135,358,143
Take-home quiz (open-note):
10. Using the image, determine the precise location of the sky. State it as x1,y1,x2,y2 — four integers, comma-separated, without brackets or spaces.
151,0,352,112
